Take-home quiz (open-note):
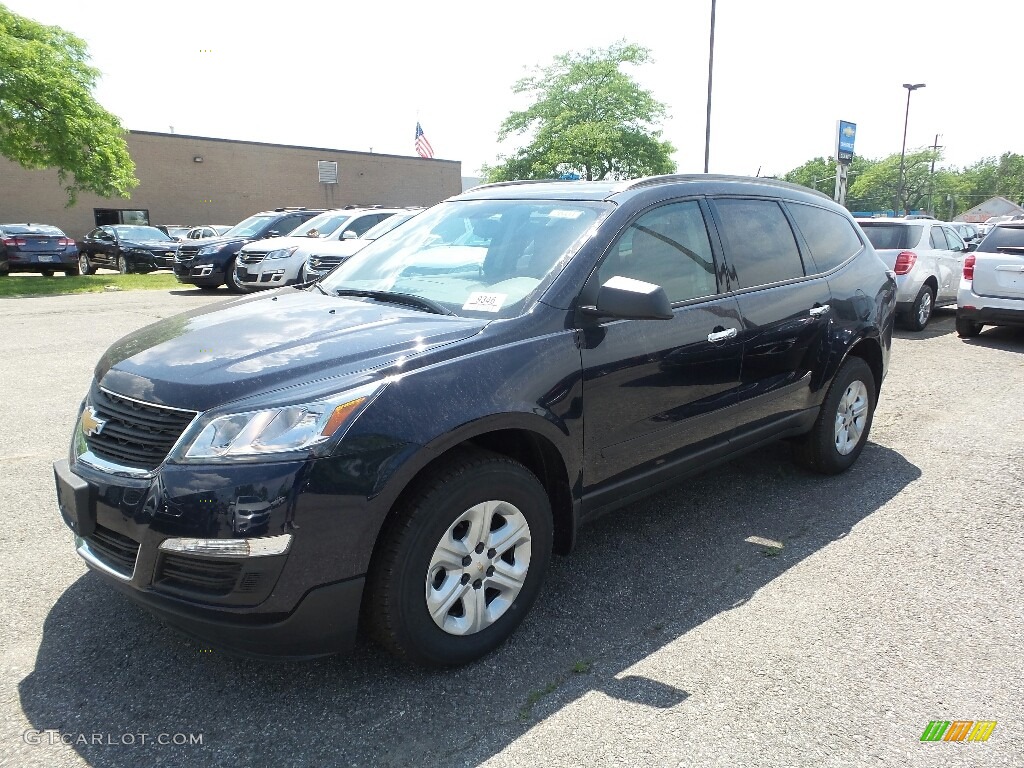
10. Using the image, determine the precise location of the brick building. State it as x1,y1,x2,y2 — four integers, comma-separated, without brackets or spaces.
0,131,461,238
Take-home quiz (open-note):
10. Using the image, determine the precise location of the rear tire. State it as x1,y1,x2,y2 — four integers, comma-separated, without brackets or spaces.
117,255,130,275
955,316,983,338
65,265,80,277
793,356,876,475
904,285,934,331
41,270,54,277
365,448,553,667
78,253,93,275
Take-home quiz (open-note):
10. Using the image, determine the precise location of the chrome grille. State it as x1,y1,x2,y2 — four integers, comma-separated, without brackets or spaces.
239,252,267,265
85,387,197,471
176,245,199,262
309,254,346,270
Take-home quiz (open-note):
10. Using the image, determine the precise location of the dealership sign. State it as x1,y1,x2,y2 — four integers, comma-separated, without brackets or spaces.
835,120,857,164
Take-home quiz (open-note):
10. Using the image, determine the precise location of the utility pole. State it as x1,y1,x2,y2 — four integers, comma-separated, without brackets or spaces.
895,83,925,215
927,134,942,216
703,0,716,173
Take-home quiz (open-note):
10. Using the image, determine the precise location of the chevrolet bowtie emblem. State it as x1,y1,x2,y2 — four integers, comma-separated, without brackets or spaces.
80,406,106,437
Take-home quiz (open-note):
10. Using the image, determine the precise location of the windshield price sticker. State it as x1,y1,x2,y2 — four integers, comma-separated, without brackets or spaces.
548,209,584,219
463,292,507,312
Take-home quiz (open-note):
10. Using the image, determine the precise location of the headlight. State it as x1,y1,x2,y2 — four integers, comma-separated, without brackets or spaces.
267,246,298,260
197,244,225,256
170,382,385,463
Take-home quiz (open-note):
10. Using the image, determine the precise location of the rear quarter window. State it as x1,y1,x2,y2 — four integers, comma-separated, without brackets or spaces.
786,203,863,273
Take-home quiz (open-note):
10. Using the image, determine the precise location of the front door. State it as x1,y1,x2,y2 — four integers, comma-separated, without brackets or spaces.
579,199,744,512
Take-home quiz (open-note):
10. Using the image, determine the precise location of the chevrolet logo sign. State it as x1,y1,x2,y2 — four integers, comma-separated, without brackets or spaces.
80,406,107,437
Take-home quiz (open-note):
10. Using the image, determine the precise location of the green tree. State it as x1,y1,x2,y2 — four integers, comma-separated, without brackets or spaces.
782,155,876,200
486,41,676,182
0,4,137,204
846,148,937,214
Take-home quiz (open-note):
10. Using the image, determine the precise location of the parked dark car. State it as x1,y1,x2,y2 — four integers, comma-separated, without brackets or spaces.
54,175,896,666
79,225,180,274
0,223,80,276
173,209,324,292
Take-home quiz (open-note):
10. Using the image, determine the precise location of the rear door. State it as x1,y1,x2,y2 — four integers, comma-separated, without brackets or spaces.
928,225,958,301
972,225,1024,300
707,197,833,440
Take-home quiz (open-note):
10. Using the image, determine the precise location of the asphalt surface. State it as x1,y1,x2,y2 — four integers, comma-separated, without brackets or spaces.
1,290,1021,768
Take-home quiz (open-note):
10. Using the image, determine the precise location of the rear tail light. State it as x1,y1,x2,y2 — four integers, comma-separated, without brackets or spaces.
893,251,917,275
2,237,26,247
58,238,75,247
963,254,976,281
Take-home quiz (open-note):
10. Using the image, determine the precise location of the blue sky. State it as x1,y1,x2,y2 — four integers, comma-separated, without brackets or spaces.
8,0,1023,177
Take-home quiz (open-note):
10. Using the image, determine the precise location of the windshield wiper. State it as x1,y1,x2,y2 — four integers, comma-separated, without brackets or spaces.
332,289,455,316
306,281,329,296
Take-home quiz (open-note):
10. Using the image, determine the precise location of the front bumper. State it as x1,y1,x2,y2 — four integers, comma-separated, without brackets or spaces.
174,260,223,284
53,455,370,657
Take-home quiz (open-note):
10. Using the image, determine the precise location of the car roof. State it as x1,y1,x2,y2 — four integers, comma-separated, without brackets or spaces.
455,174,833,204
859,218,937,225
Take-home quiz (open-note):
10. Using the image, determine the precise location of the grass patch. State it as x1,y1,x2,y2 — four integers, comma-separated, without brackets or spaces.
0,273,184,298
571,659,593,674
518,681,560,721
761,545,784,558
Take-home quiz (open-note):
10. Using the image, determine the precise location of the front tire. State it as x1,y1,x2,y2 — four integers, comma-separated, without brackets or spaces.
955,316,983,338
366,449,553,667
117,255,130,274
225,257,244,293
794,356,876,475
904,285,934,331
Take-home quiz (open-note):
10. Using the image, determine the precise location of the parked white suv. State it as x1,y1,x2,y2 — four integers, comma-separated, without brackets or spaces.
234,208,404,290
858,218,969,330
301,210,422,281
956,221,1024,337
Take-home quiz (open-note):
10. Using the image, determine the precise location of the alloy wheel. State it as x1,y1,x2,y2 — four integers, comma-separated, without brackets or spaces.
834,380,869,455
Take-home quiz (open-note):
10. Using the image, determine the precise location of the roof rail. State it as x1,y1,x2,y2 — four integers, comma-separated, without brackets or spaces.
619,174,831,199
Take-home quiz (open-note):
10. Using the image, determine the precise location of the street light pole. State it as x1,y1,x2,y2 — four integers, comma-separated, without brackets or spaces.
703,0,716,173
895,82,925,215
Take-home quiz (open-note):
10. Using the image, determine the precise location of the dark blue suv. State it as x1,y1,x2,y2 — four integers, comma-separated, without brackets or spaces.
54,176,896,666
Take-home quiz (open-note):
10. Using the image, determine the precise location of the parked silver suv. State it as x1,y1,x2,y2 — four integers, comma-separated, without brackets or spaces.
858,219,968,330
956,221,1024,337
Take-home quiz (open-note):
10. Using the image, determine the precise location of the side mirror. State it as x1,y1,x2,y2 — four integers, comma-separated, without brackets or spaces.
266,230,281,238
341,230,358,240
581,276,673,320
966,242,979,252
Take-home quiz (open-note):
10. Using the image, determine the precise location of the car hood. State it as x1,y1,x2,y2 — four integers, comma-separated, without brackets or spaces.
95,289,488,411
180,235,249,249
306,238,370,258
239,235,325,253
123,239,179,251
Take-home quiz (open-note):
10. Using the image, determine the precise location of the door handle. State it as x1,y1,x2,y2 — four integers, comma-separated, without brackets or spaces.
707,327,738,343
809,304,831,318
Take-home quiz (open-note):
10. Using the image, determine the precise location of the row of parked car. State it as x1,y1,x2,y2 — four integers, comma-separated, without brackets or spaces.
3,202,1022,340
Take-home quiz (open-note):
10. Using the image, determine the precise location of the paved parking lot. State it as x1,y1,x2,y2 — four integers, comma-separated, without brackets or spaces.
1,290,1021,768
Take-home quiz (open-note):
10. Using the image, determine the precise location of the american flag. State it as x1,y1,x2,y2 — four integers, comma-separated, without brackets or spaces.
414,122,434,159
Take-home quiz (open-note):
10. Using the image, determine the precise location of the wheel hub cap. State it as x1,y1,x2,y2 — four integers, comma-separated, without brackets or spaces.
834,380,869,455
425,500,532,636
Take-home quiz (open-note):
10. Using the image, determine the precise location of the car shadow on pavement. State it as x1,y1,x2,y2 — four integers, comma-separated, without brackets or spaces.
893,307,956,341
958,324,1024,352
19,442,920,768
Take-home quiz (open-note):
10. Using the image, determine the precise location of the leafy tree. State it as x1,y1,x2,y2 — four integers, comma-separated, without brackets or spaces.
782,155,876,200
0,4,137,204
846,149,937,214
486,41,676,183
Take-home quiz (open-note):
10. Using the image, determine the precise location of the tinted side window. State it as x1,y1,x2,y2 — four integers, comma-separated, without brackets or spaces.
598,200,718,303
787,203,863,273
713,199,804,288
942,227,964,250
929,227,947,249
860,223,923,250
275,215,306,236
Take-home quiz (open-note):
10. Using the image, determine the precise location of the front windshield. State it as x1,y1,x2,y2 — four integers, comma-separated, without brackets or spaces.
112,225,172,241
287,211,351,238
320,199,610,318
224,215,277,238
